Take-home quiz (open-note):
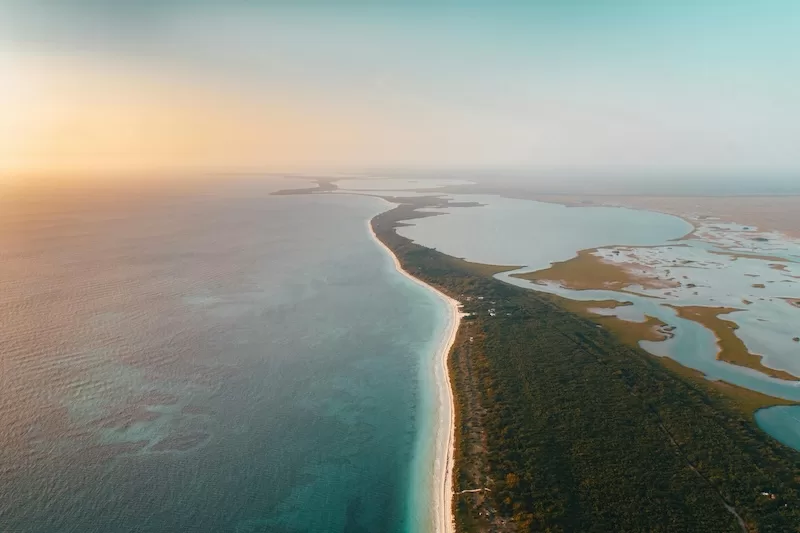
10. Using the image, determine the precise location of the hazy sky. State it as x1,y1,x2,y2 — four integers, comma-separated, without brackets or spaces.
2,1,799,178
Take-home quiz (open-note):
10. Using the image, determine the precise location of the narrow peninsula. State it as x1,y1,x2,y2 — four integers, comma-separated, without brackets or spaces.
372,195,800,533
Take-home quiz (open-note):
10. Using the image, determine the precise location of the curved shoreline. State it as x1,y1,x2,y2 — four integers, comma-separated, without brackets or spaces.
367,217,460,533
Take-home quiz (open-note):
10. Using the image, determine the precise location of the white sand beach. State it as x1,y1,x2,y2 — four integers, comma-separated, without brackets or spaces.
368,217,460,533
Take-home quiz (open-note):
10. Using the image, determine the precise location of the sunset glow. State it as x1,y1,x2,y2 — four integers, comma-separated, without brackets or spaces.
2,1,799,180
1,52,379,178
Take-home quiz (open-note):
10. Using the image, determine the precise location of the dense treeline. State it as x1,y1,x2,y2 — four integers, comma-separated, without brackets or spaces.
373,200,800,533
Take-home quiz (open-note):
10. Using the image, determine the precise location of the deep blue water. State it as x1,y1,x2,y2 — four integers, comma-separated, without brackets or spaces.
0,180,445,532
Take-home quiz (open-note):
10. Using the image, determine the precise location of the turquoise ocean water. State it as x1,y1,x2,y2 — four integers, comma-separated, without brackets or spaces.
0,180,446,532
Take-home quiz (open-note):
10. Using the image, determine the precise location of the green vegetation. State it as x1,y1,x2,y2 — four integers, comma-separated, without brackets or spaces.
374,198,800,533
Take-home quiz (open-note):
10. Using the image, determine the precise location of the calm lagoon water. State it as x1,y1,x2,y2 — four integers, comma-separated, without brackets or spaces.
397,194,693,270
0,181,447,532
755,406,800,451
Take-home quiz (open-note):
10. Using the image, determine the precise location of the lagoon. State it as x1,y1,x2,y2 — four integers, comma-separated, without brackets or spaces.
396,194,693,270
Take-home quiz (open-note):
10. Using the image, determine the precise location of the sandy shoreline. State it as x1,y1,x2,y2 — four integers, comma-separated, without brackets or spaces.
367,217,460,533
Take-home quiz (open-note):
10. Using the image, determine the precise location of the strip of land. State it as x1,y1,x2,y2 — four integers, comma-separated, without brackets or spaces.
270,177,338,195
370,195,800,533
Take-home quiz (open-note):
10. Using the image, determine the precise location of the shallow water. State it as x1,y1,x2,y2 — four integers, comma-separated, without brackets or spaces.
0,180,447,532
754,406,800,450
584,241,800,375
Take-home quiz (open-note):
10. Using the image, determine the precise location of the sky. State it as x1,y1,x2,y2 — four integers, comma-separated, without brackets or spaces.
1,1,799,181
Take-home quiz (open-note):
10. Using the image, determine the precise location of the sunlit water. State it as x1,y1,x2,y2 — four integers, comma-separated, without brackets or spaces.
0,180,447,532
